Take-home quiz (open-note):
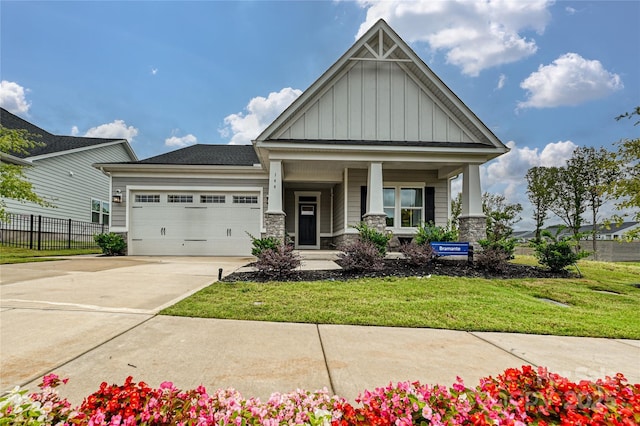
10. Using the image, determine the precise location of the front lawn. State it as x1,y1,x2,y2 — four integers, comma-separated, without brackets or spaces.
0,245,101,264
161,257,640,339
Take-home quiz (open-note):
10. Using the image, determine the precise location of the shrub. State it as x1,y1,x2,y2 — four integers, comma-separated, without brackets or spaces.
354,222,391,255
338,239,385,272
478,237,517,259
399,241,434,266
475,245,510,273
533,229,589,272
414,221,457,245
254,243,301,280
247,233,280,257
93,232,126,256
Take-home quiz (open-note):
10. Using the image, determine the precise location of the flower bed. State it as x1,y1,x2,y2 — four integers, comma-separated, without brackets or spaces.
1,366,638,425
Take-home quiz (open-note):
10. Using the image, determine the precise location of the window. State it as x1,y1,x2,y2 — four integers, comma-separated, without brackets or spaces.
383,187,424,228
233,195,258,204
201,195,225,204
135,194,160,203
168,195,193,203
91,199,109,225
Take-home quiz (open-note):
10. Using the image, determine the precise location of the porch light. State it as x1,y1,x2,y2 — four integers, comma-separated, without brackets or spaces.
112,190,122,203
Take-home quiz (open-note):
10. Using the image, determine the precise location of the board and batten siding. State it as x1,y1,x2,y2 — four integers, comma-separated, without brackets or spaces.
3,143,132,222
276,60,475,143
111,176,268,229
345,168,448,230
333,180,345,234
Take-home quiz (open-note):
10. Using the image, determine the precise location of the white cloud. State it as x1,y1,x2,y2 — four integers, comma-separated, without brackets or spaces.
496,74,507,90
151,68,158,75
84,120,139,141
518,53,623,108
0,80,31,114
70,126,79,136
565,6,576,15
220,87,302,145
355,0,553,76
165,133,197,147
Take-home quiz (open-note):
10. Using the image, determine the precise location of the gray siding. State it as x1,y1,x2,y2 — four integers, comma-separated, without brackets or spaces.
111,176,268,229
3,144,132,222
333,180,345,233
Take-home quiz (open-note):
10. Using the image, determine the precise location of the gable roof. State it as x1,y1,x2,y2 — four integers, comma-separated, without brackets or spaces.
1,107,137,160
255,19,508,156
127,144,259,166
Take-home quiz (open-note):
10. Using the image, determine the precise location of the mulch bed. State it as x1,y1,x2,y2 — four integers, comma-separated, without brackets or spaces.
221,258,571,283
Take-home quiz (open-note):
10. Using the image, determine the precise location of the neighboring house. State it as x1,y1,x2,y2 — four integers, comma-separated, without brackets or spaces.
1,108,137,225
520,222,640,241
96,20,509,256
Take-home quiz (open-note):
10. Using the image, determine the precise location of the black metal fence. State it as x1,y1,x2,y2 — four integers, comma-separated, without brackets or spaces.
0,213,106,250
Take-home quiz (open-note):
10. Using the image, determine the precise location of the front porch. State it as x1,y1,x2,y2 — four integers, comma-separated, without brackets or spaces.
263,161,488,248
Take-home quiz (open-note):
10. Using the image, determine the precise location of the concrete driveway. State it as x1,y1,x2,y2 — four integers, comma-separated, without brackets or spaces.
0,256,251,395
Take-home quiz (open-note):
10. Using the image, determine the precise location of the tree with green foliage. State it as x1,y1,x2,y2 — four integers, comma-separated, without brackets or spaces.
449,192,462,234
547,160,588,250
572,146,619,257
612,107,640,240
482,192,522,241
0,126,52,221
525,167,555,242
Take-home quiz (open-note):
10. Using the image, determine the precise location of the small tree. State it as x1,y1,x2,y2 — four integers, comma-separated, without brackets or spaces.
525,167,555,242
0,126,52,220
449,192,462,234
547,162,587,251
611,107,640,240
532,228,589,273
482,192,522,241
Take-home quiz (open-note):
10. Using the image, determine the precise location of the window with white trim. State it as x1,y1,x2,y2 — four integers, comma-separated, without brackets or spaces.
233,195,258,204
91,199,109,225
168,195,193,203
134,194,160,203
383,187,424,228
201,195,225,204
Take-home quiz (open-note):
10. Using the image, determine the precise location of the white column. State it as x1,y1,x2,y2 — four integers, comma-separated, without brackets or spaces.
366,162,385,215
266,160,283,214
461,163,483,216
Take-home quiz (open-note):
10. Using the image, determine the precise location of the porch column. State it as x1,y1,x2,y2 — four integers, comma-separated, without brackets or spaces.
363,162,386,233
265,160,285,241
458,163,486,245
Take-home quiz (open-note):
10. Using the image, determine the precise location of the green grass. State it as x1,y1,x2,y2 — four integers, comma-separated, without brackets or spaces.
161,257,640,339
0,245,101,264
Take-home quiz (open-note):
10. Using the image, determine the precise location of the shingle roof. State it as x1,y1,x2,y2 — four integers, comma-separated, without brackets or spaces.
1,107,124,158
136,144,259,166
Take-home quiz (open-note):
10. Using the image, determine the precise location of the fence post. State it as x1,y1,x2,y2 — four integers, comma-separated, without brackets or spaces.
29,214,34,249
37,215,42,250
68,218,72,249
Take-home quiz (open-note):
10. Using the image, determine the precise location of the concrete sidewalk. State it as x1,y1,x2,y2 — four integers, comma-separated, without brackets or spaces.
1,255,639,406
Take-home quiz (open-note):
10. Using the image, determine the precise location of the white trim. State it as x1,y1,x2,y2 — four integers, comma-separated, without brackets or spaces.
343,168,349,234
29,140,136,161
294,191,321,250
383,183,425,230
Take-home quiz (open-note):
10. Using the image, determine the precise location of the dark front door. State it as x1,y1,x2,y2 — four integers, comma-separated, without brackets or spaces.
298,203,317,246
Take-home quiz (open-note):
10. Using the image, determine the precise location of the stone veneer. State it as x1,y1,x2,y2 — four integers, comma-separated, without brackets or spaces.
458,215,487,246
362,213,387,233
265,212,286,241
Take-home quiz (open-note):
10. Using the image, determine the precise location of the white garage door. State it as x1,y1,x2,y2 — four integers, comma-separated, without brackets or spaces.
129,191,260,256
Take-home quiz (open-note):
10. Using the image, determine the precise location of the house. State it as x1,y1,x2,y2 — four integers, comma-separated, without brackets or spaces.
95,20,509,256
1,107,137,225
521,222,640,241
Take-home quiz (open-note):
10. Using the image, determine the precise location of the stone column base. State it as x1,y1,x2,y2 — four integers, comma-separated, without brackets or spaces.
362,213,387,233
458,215,487,246
265,212,286,241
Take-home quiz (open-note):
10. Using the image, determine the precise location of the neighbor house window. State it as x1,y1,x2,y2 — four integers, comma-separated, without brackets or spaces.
201,195,225,204
383,187,423,228
233,195,258,204
168,195,193,203
91,199,109,225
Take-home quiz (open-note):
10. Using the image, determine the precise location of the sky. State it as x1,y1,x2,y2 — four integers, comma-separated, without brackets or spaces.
1,0,639,230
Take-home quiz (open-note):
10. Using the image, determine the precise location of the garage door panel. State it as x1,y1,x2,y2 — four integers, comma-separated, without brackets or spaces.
129,191,260,256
